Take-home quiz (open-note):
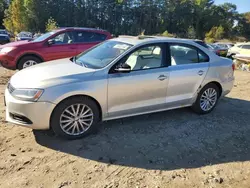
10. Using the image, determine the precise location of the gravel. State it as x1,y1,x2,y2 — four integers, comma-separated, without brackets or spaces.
0,68,250,188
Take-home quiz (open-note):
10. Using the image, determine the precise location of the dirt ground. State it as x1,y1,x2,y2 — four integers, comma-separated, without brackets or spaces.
0,67,250,188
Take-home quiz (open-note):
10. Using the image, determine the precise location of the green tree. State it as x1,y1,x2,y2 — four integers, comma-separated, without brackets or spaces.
3,0,28,33
0,0,8,28
1,0,249,41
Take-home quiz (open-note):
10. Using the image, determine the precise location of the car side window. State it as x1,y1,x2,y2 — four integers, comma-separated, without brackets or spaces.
51,32,74,45
74,31,107,43
169,44,209,66
241,45,250,49
123,45,163,71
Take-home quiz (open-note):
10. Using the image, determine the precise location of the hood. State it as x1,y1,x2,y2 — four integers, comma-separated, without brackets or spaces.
1,40,31,47
10,58,97,88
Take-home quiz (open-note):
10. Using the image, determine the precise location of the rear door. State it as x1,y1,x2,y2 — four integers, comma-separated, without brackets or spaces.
166,43,210,107
43,31,77,61
73,30,108,55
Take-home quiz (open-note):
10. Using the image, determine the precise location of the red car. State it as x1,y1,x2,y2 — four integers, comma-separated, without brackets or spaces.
0,27,112,70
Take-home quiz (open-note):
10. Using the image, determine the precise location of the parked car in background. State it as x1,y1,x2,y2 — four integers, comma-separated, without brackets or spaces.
192,39,209,48
227,43,250,58
0,29,10,44
207,44,228,57
215,42,234,49
33,33,42,39
5,36,235,139
192,40,227,56
0,27,112,70
15,32,33,41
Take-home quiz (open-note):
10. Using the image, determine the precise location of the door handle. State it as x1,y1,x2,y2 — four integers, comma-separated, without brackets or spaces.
158,75,168,81
198,70,204,76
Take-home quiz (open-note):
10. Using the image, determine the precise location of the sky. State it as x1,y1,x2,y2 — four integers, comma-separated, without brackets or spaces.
215,0,250,13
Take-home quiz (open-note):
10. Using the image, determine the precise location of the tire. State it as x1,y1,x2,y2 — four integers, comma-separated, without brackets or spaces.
228,54,235,59
50,96,101,140
17,56,42,70
192,83,220,115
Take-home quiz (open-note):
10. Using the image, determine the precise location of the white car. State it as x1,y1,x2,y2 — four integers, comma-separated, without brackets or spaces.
227,43,250,58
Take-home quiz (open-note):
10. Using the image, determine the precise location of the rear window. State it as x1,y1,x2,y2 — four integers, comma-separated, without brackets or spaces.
74,31,107,43
170,43,209,66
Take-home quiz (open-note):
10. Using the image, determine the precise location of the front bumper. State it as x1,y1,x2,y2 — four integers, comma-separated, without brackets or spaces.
5,88,56,130
0,54,17,70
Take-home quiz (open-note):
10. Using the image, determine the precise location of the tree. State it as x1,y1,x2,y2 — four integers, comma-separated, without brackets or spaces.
205,25,225,42
1,0,249,41
235,12,250,40
3,0,28,33
45,17,58,32
0,0,8,28
214,25,225,39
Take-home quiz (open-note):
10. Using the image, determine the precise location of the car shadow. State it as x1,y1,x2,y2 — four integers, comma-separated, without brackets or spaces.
34,97,250,170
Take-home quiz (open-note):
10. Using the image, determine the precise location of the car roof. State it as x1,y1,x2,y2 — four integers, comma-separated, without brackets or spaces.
56,27,109,33
235,42,250,46
215,42,234,44
111,36,204,46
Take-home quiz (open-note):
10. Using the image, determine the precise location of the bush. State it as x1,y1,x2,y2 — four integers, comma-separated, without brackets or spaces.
205,26,225,41
205,37,215,43
162,30,175,37
46,17,58,32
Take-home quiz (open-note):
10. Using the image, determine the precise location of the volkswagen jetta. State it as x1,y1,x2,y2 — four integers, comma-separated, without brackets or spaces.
5,36,235,139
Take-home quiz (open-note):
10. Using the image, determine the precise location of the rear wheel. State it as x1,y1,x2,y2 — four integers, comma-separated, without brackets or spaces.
192,83,220,114
17,56,42,70
50,96,101,139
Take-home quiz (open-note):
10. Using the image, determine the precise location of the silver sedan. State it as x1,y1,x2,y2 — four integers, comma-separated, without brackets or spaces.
5,36,235,139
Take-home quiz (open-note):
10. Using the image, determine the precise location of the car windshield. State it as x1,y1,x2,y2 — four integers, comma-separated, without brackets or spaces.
74,40,133,69
33,31,55,42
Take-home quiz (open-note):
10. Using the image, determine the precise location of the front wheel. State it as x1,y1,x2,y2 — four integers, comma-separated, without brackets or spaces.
50,96,101,139
18,56,42,70
192,83,220,114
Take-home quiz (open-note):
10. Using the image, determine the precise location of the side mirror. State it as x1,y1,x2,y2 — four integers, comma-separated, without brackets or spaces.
115,64,131,73
48,39,55,46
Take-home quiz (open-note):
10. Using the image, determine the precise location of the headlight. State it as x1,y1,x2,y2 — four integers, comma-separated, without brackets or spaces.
11,89,44,101
0,47,16,54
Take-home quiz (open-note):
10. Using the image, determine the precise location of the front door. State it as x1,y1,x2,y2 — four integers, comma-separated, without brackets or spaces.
43,31,77,61
107,43,169,119
166,43,210,107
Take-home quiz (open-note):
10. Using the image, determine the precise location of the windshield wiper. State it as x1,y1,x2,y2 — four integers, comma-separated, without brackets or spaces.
71,56,88,67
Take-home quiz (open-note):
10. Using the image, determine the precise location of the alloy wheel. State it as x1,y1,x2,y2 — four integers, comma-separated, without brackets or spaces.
59,104,94,136
200,88,218,112
23,60,37,68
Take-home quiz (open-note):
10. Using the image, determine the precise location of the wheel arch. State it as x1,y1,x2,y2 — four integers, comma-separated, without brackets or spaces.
49,94,103,128
16,53,44,69
202,81,223,97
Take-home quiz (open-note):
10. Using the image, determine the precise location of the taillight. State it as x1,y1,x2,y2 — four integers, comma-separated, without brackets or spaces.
216,50,220,55
232,63,235,71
